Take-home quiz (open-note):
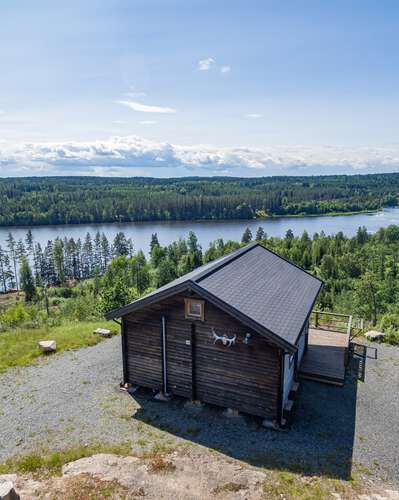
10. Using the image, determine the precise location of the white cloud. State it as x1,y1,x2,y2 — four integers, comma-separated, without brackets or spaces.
113,120,127,125
116,100,176,114
1,135,399,177
126,86,146,98
198,57,215,71
220,65,231,74
139,120,157,125
246,113,263,119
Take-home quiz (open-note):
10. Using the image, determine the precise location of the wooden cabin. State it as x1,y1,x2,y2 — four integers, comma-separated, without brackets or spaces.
106,242,323,428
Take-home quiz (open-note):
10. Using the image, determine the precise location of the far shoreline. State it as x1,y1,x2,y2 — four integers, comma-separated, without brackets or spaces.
261,208,380,220
0,208,384,230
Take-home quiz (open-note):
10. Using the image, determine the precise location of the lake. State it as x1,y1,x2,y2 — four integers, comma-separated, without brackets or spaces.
1,208,399,253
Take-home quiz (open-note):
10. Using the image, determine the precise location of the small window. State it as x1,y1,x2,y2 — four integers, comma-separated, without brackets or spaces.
185,298,204,321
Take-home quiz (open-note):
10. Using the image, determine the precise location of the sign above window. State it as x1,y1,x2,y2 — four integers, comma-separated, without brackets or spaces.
184,298,205,321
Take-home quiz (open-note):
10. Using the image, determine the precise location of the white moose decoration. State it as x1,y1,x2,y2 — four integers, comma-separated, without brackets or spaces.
212,327,236,347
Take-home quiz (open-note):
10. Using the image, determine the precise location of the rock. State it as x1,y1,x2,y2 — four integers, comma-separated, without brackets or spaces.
364,330,385,341
0,480,20,500
37,340,56,353
93,328,112,337
62,454,140,489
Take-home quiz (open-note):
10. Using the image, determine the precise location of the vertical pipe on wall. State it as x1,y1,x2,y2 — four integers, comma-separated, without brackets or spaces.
161,315,168,395
121,318,128,384
191,323,196,401
115,318,128,384
278,350,285,427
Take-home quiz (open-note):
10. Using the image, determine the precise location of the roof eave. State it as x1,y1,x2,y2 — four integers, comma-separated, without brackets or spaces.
106,278,296,353
293,280,324,346
104,280,195,320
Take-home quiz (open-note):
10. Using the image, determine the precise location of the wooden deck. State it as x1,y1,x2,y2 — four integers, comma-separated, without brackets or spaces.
298,328,350,386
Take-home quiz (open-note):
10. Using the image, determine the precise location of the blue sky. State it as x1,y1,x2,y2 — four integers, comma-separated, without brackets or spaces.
1,0,399,177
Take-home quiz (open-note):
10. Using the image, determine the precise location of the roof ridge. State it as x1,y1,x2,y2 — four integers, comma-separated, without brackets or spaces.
194,242,259,283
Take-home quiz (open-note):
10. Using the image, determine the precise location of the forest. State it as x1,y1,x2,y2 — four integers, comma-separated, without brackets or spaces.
1,224,399,346
1,173,399,226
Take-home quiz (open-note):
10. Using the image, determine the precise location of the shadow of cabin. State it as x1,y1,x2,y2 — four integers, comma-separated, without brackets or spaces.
128,354,360,480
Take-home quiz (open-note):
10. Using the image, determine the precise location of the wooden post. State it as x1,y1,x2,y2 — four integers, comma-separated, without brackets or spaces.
315,311,319,328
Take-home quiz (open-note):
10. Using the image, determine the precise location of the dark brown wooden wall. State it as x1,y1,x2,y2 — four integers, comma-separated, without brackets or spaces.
124,292,281,419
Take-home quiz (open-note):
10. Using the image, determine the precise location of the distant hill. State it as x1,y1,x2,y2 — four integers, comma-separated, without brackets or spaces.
0,173,398,226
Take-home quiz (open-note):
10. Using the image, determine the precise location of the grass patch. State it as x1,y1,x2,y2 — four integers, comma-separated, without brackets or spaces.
0,320,117,373
0,441,131,476
147,455,176,474
46,473,127,499
262,470,360,500
212,482,245,494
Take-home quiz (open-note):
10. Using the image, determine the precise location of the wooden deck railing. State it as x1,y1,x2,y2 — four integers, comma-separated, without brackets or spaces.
310,310,353,336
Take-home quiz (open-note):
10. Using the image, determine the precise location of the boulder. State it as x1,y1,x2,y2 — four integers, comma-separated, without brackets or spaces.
364,330,385,341
0,480,20,500
93,328,112,337
37,340,57,353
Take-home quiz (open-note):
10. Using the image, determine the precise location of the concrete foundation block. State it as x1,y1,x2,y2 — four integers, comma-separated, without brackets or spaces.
184,400,204,413
261,419,281,430
154,391,172,402
223,408,241,418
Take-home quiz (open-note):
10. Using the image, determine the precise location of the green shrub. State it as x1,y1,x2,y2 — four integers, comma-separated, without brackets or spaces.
379,312,399,332
50,297,63,306
48,287,73,298
377,313,399,345
61,294,100,322
0,303,30,329
97,280,136,315
384,329,399,345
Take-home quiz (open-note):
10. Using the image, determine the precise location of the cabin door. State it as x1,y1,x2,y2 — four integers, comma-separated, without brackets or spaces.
165,320,193,399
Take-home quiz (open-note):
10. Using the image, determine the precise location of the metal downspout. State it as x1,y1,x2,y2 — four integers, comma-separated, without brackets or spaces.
161,315,169,395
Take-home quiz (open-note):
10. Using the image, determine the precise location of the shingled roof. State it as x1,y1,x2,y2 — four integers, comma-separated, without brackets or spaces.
106,242,323,352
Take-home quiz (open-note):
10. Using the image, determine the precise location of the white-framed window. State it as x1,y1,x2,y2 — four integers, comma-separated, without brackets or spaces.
184,298,205,321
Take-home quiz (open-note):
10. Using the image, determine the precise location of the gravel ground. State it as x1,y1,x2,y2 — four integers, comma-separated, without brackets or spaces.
0,335,398,486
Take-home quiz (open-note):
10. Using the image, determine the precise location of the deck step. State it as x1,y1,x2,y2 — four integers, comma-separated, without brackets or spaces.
298,372,344,386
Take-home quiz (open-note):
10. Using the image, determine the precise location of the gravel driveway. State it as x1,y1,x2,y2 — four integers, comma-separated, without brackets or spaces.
0,336,398,486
